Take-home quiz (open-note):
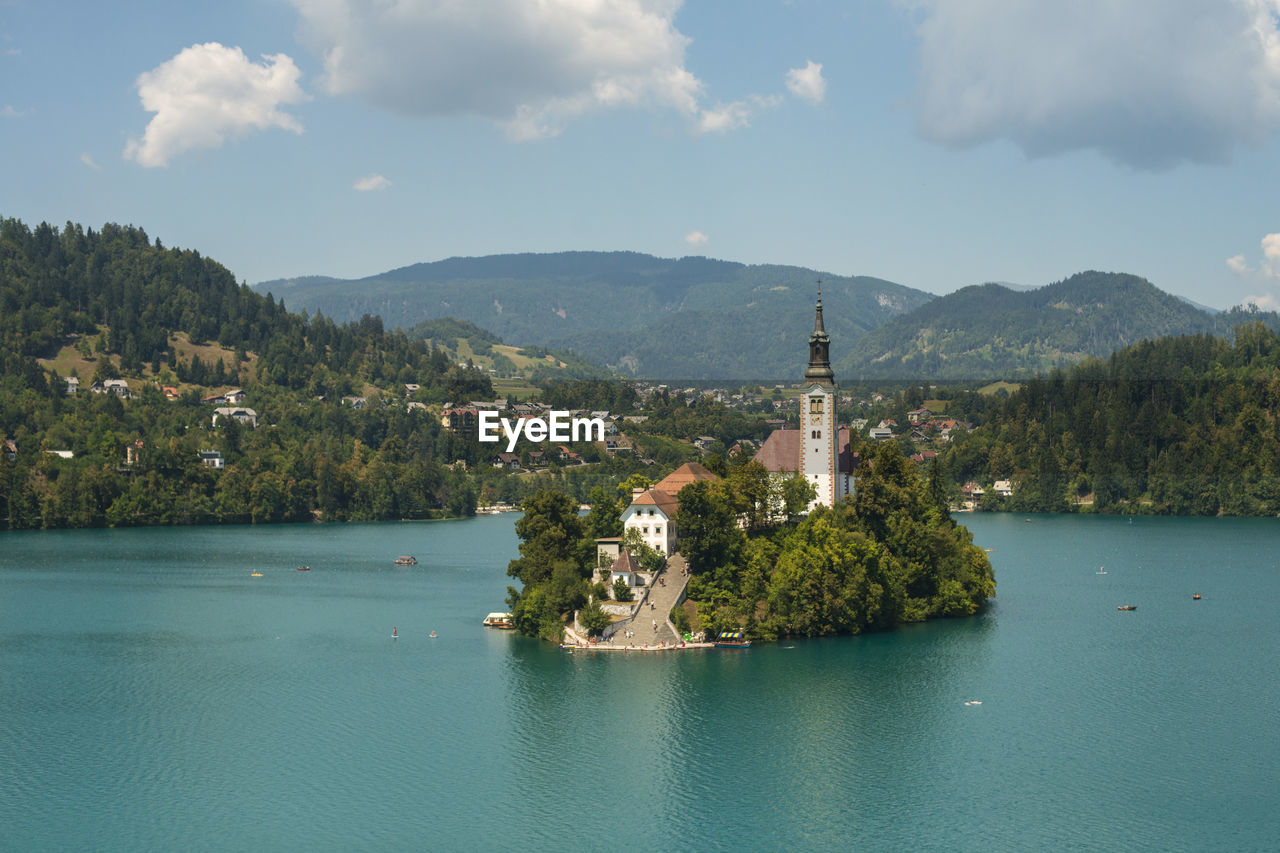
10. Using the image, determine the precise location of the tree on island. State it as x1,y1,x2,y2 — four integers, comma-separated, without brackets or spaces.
578,599,611,637
506,489,594,641
683,440,994,640
612,575,634,602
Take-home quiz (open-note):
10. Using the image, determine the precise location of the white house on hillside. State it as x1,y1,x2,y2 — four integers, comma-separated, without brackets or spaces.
212,407,258,428
619,462,719,555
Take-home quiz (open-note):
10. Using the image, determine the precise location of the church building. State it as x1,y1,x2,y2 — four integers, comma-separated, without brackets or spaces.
755,291,856,510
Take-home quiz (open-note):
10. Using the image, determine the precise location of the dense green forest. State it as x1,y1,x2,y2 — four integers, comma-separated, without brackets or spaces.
0,218,495,528
680,447,994,639
942,323,1280,516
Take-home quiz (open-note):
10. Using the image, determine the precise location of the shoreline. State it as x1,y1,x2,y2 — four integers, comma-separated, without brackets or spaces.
560,640,715,652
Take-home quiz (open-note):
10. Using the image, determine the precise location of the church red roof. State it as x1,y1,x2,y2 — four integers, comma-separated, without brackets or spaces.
653,461,719,494
755,427,856,474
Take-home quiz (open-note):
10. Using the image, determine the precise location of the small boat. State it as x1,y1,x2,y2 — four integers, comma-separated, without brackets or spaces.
429,631,437,639
392,627,398,639
296,565,311,571
250,571,263,577
714,631,751,648
393,555,417,565
483,612,515,629
1193,594,1202,600
1096,566,1107,575
1117,605,1137,611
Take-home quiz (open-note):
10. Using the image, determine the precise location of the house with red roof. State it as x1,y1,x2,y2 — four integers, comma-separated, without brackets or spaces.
620,462,720,555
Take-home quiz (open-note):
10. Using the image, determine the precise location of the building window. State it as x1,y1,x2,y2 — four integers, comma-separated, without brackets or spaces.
642,526,649,534
655,526,662,534
809,397,823,414
816,430,821,439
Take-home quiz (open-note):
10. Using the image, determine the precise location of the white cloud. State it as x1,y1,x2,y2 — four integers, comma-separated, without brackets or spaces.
908,0,1280,168
80,153,101,171
124,42,307,168
1,104,23,119
1262,231,1280,276
1229,233,1280,306
1243,292,1280,310
786,61,826,105
289,0,715,137
696,94,781,134
684,230,708,246
353,173,391,191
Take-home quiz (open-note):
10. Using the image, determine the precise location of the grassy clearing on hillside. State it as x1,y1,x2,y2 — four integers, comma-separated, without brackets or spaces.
167,332,255,373
492,377,539,400
494,344,567,370
36,345,101,383
35,329,255,393
978,380,1022,396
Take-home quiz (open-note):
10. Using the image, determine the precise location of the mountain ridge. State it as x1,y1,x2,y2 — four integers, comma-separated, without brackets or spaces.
255,251,935,379
840,270,1280,379
256,255,1277,381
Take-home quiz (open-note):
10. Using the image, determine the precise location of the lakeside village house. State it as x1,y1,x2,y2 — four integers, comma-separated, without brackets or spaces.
599,293,859,597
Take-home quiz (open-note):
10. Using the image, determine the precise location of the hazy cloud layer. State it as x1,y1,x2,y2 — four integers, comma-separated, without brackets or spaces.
786,61,826,104
291,0,706,138
909,0,1280,168
125,43,307,167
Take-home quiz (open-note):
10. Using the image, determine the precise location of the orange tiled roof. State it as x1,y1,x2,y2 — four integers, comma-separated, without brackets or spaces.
632,488,679,516
653,461,719,494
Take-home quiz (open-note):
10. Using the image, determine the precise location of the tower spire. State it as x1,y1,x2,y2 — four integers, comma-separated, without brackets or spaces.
804,282,835,388
813,280,826,334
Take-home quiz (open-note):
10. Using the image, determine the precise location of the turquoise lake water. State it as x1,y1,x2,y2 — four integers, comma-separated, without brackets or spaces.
1,513,1277,852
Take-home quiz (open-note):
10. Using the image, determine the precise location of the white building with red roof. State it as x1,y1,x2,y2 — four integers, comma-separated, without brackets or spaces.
620,462,720,555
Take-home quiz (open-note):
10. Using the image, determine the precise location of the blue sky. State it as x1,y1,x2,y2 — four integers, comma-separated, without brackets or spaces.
4,0,1280,310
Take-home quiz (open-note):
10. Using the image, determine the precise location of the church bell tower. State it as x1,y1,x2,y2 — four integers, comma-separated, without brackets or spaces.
799,286,839,509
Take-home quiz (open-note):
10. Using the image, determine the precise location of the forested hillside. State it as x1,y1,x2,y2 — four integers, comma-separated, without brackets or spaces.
0,218,493,529
942,323,1280,516
842,271,1280,379
258,253,934,379
403,316,611,384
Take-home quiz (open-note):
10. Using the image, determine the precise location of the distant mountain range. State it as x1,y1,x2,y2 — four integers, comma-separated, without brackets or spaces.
256,256,1275,381
257,252,934,379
